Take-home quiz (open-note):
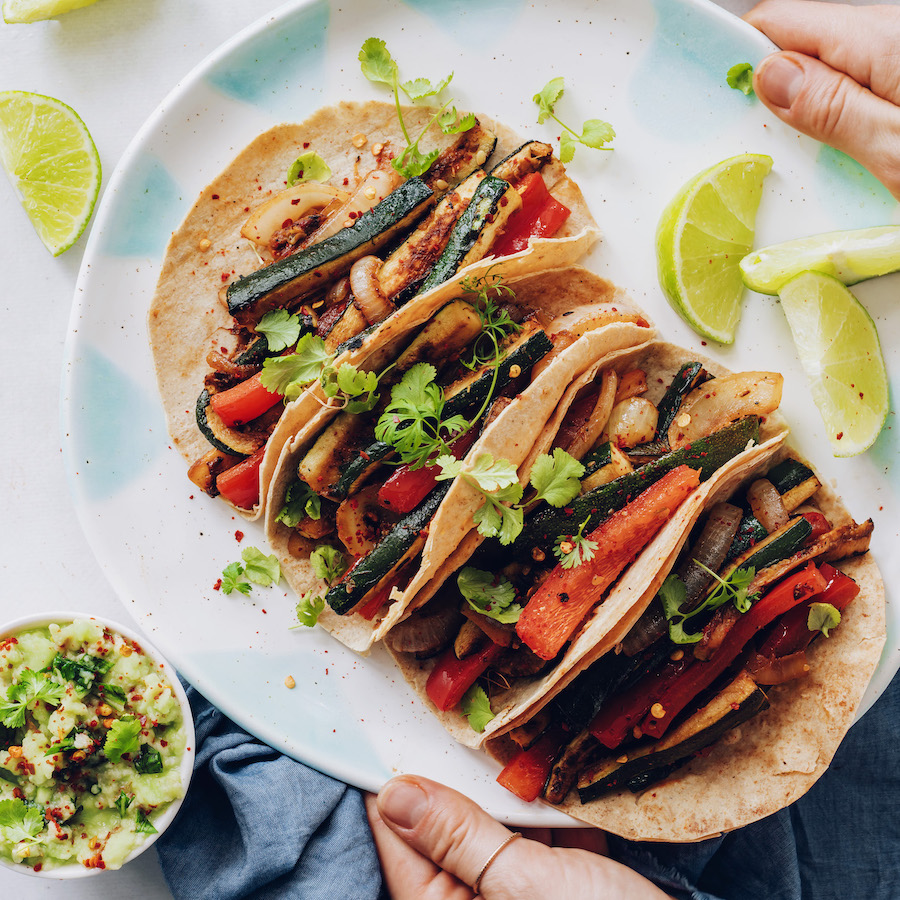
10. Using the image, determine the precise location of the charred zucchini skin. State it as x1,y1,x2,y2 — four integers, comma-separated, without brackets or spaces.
766,458,815,494
226,178,435,323
725,514,769,563
417,175,517,296
655,362,708,438
577,676,769,802
326,483,451,615
511,417,761,561
727,515,813,576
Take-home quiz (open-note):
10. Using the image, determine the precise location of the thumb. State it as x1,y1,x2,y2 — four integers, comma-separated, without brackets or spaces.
753,51,900,199
376,775,544,899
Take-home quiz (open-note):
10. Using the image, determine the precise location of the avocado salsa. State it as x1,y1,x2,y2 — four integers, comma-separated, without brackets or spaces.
0,619,187,871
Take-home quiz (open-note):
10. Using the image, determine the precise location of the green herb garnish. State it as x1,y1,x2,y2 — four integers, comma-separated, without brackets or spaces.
553,517,599,570
726,63,755,96
277,481,322,528
134,809,158,834
134,744,164,775
310,546,347,584
0,669,64,728
457,567,521,624
256,309,303,353
533,76,615,162
104,716,142,763
0,798,45,845
808,602,841,637
287,151,332,186
294,591,326,628
460,684,495,733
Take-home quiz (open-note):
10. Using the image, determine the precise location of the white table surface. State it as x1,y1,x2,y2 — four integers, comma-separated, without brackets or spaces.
0,0,886,895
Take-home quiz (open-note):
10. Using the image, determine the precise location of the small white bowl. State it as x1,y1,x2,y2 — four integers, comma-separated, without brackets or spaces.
0,612,195,879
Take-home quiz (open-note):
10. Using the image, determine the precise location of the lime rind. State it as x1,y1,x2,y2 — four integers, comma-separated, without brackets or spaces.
2,0,99,23
778,270,889,457
0,90,101,256
741,225,900,294
656,153,773,345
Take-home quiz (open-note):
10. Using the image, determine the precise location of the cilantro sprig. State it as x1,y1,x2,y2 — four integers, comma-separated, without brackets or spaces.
277,481,322,527
294,591,327,628
359,37,473,177
460,684,495,733
533,77,615,163
221,546,282,596
460,273,521,371
726,63,755,96
0,798,45,847
660,565,758,645
808,602,841,637
0,669,64,728
457,567,522,624
287,151,332,186
104,715,142,763
553,516,599,570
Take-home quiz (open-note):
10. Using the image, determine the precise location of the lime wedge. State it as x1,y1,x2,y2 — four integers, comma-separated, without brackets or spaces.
656,153,772,344
778,271,888,456
741,225,900,294
0,91,101,256
2,0,99,23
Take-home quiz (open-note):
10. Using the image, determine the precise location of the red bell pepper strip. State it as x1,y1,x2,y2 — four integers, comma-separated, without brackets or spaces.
799,511,832,541
641,563,828,740
588,655,692,749
210,372,282,427
491,173,571,257
425,641,504,712
496,723,569,802
215,447,266,509
516,465,702,661
378,428,479,515
357,581,395,621
758,563,858,659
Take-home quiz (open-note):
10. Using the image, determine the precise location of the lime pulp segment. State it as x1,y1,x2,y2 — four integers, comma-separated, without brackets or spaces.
0,91,101,255
778,270,889,457
656,153,772,344
2,0,99,23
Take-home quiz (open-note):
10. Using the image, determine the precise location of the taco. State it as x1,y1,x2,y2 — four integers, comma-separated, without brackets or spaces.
265,265,654,653
486,445,883,841
383,341,788,748
148,100,599,521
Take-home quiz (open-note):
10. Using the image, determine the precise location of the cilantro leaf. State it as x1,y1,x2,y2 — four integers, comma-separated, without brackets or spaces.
260,334,333,400
393,143,441,179
529,448,584,508
359,37,398,87
105,716,142,763
553,518,598,570
287,151,332,186
241,546,281,587
460,684,495,733
701,563,757,614
135,744,164,775
277,481,322,527
473,483,525,545
256,310,302,353
808,602,841,637
579,118,617,149
295,592,326,628
310,546,347,584
0,669,65,728
321,363,381,414
0,799,45,844
534,76,565,124
659,573,701,644
221,561,252,596
401,73,453,101
52,654,111,695
726,62,755,96
96,682,127,710
439,107,476,135
458,453,520,493
457,567,521,624
135,809,158,834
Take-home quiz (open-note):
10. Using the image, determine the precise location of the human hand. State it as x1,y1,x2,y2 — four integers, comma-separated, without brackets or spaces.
745,0,900,200
365,775,672,899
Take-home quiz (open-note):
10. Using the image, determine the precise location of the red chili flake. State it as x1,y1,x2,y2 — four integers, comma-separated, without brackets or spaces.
262,609,267,614
348,210,359,219
235,530,244,542
303,142,310,149
342,177,349,186
836,432,844,440
500,196,508,207
282,218,293,228
220,273,229,282
12,787,24,800
211,194,219,200
291,197,301,205
214,579,222,591
33,864,43,872
485,213,495,223
244,207,250,212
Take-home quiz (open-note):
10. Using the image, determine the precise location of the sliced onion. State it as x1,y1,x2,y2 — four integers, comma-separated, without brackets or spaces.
747,478,790,534
678,502,743,609
205,349,256,380
349,256,396,325
603,396,659,450
566,370,618,460
748,649,810,685
613,368,648,404
307,167,403,244
240,183,347,247
325,274,351,308
668,372,783,450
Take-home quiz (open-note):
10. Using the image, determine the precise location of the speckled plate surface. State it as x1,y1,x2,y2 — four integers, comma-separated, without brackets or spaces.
62,0,899,825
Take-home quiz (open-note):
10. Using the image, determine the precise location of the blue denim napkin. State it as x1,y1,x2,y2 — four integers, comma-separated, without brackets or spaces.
156,685,384,900
610,669,900,900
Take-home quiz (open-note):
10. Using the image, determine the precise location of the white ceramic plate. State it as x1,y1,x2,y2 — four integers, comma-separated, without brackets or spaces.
62,0,900,825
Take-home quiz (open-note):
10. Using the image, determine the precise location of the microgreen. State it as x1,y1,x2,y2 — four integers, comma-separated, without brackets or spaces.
0,669,65,728
457,567,522,624
460,684,495,733
808,602,841,637
460,272,521,371
287,150,332,186
553,517,599,570
726,63,755,96
358,37,472,178
533,76,615,163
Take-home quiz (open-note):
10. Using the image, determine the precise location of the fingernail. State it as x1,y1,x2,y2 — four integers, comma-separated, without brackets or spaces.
757,55,804,109
379,779,428,830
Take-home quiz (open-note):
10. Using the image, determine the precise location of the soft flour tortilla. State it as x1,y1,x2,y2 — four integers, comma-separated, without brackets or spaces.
266,266,654,653
486,444,886,842
148,100,599,520
388,343,790,749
